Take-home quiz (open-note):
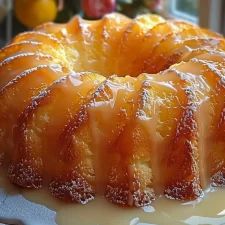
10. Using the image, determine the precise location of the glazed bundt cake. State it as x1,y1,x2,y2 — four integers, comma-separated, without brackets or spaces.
1,13,225,207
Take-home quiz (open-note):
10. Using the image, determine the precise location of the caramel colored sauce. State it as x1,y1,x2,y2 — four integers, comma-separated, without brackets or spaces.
0,170,225,225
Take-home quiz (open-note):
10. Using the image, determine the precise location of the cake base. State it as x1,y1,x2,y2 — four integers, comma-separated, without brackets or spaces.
0,170,225,225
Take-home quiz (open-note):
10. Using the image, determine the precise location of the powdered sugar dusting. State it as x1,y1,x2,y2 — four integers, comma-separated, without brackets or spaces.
8,159,43,189
211,170,225,187
13,31,61,45
49,170,95,204
0,65,49,95
0,52,52,68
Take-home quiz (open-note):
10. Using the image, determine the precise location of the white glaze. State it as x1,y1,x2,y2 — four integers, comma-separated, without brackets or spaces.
0,170,225,225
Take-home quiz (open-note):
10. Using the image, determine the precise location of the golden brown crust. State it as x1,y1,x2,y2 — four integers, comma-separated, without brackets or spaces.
0,13,225,207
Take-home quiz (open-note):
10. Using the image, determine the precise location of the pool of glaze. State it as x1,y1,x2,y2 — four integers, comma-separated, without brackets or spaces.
0,172,225,225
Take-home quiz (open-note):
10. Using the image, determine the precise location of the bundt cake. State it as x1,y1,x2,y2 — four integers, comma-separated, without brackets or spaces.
0,13,225,207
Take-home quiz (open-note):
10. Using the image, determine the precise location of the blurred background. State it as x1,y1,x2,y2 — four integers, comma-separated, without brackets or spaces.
0,0,223,47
